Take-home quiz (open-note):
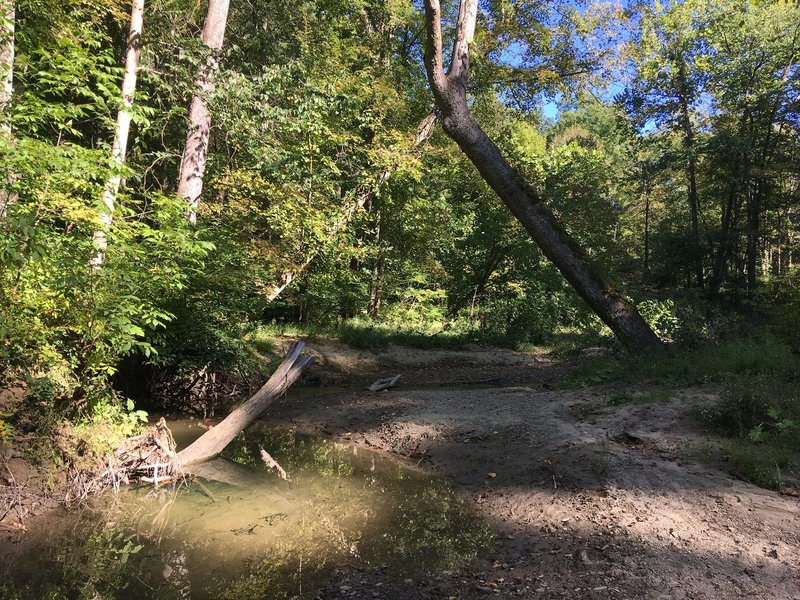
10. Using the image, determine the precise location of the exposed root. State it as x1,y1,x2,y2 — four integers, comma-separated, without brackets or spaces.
66,417,183,505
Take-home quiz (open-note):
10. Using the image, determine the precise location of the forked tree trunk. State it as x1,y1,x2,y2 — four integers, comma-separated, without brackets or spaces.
422,0,662,351
91,0,144,266
0,0,15,217
177,0,230,226
177,341,314,467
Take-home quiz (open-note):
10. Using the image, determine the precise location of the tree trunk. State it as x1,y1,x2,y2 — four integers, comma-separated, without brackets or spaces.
0,0,12,134
643,185,650,277
676,58,703,287
422,0,662,352
177,341,313,467
746,179,761,290
368,203,383,318
448,245,503,316
177,0,230,226
710,178,737,292
0,0,16,217
90,0,144,267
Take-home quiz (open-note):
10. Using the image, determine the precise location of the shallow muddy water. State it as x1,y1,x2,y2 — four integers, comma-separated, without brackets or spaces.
1,421,492,599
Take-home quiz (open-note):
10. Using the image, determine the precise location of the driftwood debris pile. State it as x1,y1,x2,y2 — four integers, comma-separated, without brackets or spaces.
69,341,314,500
117,417,181,484
66,418,180,503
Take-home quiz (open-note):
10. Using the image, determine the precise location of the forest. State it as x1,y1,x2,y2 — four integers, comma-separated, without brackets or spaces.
0,0,799,598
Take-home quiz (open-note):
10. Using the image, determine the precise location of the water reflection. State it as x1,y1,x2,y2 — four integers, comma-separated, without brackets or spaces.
1,423,492,599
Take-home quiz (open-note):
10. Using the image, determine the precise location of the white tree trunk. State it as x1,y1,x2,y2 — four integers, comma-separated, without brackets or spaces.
0,0,15,217
177,0,230,226
0,0,12,128
91,0,144,267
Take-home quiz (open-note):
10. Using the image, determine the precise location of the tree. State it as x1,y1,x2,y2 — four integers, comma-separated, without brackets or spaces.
421,0,661,351
701,0,800,291
91,0,144,267
0,0,14,217
623,0,707,288
176,0,230,226
264,112,437,303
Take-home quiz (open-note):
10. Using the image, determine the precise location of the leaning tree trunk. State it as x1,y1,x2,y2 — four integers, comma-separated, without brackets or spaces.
422,0,661,351
0,0,15,217
177,341,314,467
91,0,144,267
177,0,230,226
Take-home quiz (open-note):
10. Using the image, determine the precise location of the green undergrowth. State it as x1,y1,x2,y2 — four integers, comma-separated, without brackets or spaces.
559,331,797,388
697,375,800,490
562,329,800,491
245,319,609,354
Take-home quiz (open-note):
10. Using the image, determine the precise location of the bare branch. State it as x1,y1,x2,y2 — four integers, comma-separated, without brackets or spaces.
423,0,448,98
449,0,478,87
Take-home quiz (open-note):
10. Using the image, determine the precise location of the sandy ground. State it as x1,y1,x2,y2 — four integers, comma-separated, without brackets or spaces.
268,339,800,600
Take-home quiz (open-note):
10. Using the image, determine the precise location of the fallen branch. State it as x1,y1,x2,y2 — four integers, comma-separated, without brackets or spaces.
367,374,401,392
72,341,313,498
260,447,289,481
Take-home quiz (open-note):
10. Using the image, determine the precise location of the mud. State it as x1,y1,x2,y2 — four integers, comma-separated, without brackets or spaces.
272,339,800,599
2,339,798,599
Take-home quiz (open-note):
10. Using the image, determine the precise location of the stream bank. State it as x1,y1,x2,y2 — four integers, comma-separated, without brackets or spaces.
269,339,800,599
2,340,799,598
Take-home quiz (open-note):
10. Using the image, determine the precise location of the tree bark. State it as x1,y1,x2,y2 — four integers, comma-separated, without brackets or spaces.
177,0,230,226
177,341,314,467
422,0,662,351
643,185,650,277
746,179,761,290
674,58,703,287
0,0,13,133
0,0,15,217
368,202,383,318
90,0,144,267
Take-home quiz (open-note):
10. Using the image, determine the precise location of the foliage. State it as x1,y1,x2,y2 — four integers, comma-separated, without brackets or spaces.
561,330,799,388
1,0,799,494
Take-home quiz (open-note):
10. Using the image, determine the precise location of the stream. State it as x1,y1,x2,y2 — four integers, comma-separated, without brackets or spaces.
1,418,493,599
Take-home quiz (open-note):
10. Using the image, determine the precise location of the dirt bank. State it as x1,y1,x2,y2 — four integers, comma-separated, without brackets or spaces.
270,340,800,599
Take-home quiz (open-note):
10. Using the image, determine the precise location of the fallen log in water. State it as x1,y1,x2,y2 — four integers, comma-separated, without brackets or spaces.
81,341,314,497
177,341,314,467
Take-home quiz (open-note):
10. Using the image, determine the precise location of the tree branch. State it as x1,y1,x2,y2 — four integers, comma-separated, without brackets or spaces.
423,0,448,99
449,0,478,88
